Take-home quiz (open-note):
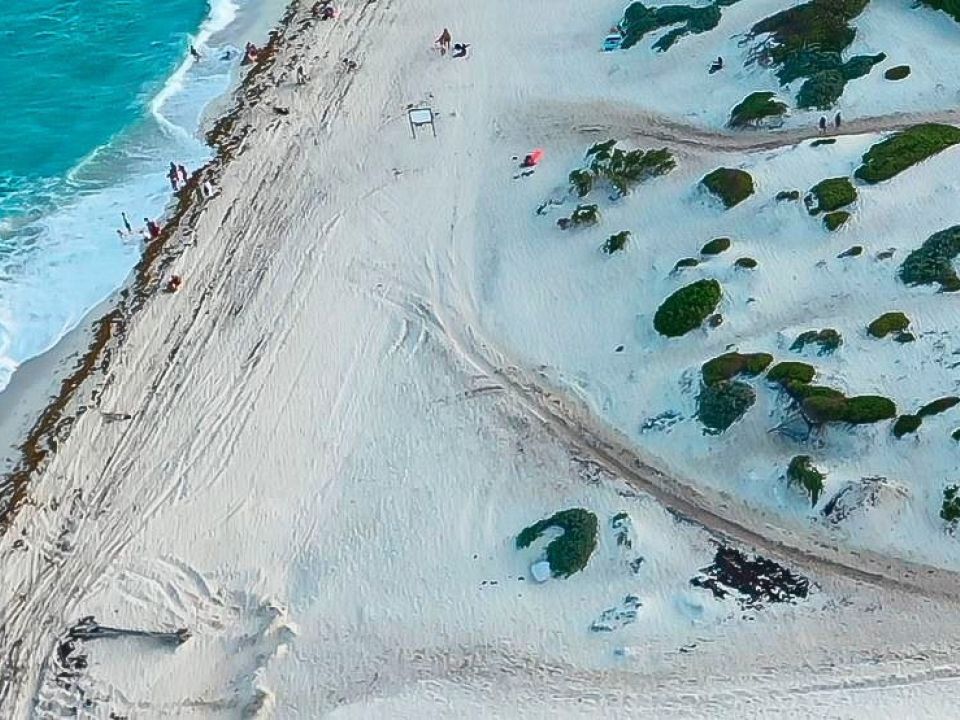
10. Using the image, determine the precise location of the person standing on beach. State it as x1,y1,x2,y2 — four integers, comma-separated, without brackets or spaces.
168,162,180,191
436,28,452,55
190,45,201,62
145,218,161,240
178,164,189,185
834,111,842,130
818,116,827,135
121,212,132,234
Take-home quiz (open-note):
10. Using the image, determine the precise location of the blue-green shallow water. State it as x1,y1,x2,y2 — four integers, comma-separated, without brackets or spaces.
0,0,245,391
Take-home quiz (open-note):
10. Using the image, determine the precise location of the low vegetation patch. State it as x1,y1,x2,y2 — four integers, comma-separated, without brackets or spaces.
854,124,960,183
953,428,960,442
824,211,850,231
734,256,758,269
810,138,837,147
701,237,731,255
571,140,676,197
697,380,756,434
942,486,960,523
921,0,960,23
557,204,600,230
516,509,599,578
776,190,800,201
701,168,754,208
620,0,743,51
893,414,922,438
653,279,722,337
801,394,897,425
728,92,788,127
884,65,911,80
767,361,816,385
837,245,863,258
673,257,700,272
701,352,773,386
602,231,631,254
808,177,856,214
899,225,960,291
787,455,825,506
867,311,910,339
919,396,960,417
791,328,842,355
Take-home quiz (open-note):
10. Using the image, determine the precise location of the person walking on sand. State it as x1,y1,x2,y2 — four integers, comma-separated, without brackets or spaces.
834,111,842,130
168,162,180,191
436,28,452,55
818,116,827,135
190,45,201,62
296,66,308,85
121,212,132,234
178,164,189,184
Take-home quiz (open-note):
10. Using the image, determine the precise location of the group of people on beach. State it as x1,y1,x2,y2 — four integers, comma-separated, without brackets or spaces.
311,0,338,20
116,212,162,242
819,112,842,134
435,29,469,58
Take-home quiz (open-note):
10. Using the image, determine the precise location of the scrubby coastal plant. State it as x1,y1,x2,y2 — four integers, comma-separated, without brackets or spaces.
787,455,825,505
899,225,960,291
942,486,960,524
837,245,863,258
791,328,842,355
602,231,631,254
653,279,722,337
953,428,960,442
728,92,788,127
884,65,911,80
854,124,960,183
824,211,851,231
701,237,732,255
619,0,743,51
867,311,910,339
701,352,773,386
767,361,816,385
701,168,755,208
801,394,896,425
776,190,800,201
808,177,857,214
516,508,599,577
570,140,676,198
673,257,700,272
734,257,758,269
919,396,960,417
921,0,960,23
893,414,922,438
810,138,837,147
697,380,756,434
557,204,600,229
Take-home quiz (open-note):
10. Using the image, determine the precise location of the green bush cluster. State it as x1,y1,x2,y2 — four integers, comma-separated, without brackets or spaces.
787,455,825,506
558,204,600,229
810,138,837,147
855,124,960,183
953,428,960,442
728,92,788,127
808,177,857,214
919,396,960,417
801,394,897,425
701,237,732,255
571,140,676,197
767,361,816,385
516,508,599,577
921,0,960,23
899,225,960,291
867,311,910,339
884,65,911,80
673,257,700,272
942,486,960,523
893,414,922,438
602,231,631,254
791,328,842,355
824,211,850,231
620,0,743,51
701,352,773,386
701,168,755,208
837,245,863,258
653,279,722,337
776,190,800,201
697,380,756,434
734,257,758,269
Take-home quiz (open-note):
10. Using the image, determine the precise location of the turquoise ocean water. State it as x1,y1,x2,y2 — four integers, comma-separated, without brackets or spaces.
0,0,246,391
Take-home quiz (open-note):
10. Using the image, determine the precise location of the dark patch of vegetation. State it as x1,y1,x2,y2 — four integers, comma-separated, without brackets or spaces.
953,428,960,442
620,0,744,51
919,396,960,417
557,204,600,230
734,257,758,269
728,92,788,128
884,64,911,80
602,231,631,254
653,279,722,337
893,414,922,438
810,138,837,147
691,546,809,609
767,361,816,385
837,245,863,258
855,124,960,183
867,312,910,339
808,177,857,214
787,455,825,505
899,225,960,292
701,237,732,255
921,0,960,23
673,257,700,272
697,380,756,433
776,190,800,201
701,168,755,208
516,508,599,578
801,394,897,425
942,485,960,523
877,248,896,260
895,331,916,344
701,352,774,386
707,313,724,328
797,54,885,109
571,140,676,198
791,328,842,355
824,211,850,231
785,382,845,403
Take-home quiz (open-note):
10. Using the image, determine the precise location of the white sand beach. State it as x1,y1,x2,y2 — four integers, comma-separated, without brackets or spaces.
3,0,960,717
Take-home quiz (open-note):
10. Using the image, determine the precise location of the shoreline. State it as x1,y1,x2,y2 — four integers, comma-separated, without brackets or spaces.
0,0,302,528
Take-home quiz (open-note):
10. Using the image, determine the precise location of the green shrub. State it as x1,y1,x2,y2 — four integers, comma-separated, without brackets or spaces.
810,138,837,147
791,328,842,355
942,486,960,523
516,508,599,577
838,245,863,258
603,231,631,254
809,177,857,213
953,428,960,442
767,361,816,385
569,169,593,197
653,279,722,336
824,211,850,231
620,1,739,51
785,382,845,403
575,141,676,197
899,225,960,291
801,394,896,425
673,257,700,272
893,414,923,438
728,92,788,127
701,168,755,208
867,312,910,338
701,352,774,385
734,257,758,269
701,237,732,255
776,190,800,201
884,65,911,80
855,124,960,183
919,397,960,417
697,380,756,434
921,0,960,23
787,455,825,506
